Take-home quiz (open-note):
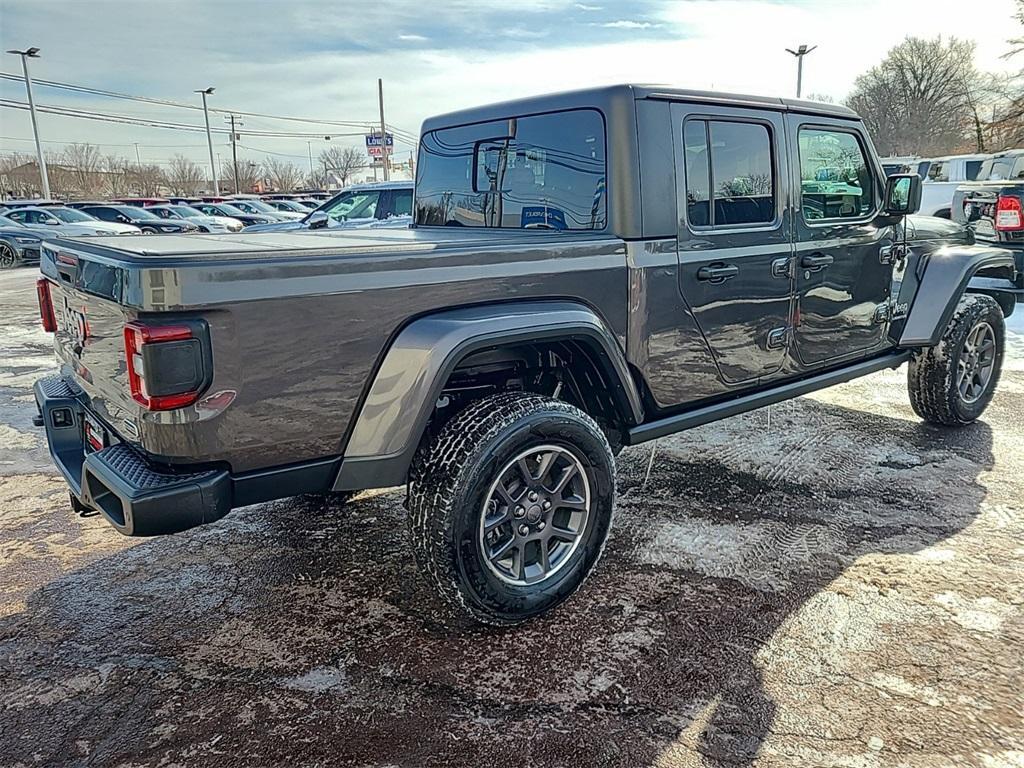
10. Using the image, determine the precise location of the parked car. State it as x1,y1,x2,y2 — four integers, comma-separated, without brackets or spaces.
147,204,244,233
168,197,203,206
262,199,314,214
0,220,43,269
189,201,277,227
69,204,199,234
0,198,67,209
3,206,141,236
32,85,1017,627
880,156,927,177
113,197,172,207
953,149,1024,303
225,197,303,221
243,181,413,233
918,153,990,218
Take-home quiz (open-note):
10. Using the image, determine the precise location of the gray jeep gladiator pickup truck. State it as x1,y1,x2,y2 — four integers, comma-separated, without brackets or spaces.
33,85,1018,625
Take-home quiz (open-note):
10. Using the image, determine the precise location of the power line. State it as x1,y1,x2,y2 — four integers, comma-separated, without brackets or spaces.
0,71,419,140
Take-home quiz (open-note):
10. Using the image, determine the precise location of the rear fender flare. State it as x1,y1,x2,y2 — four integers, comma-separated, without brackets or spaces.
898,245,1016,347
334,301,642,491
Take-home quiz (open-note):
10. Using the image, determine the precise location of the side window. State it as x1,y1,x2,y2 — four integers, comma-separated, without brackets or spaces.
392,189,413,217
927,162,947,182
965,160,983,181
7,210,26,222
682,119,775,228
798,128,875,221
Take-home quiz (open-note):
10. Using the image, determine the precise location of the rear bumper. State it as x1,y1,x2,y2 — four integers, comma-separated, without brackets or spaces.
34,374,342,536
34,376,231,535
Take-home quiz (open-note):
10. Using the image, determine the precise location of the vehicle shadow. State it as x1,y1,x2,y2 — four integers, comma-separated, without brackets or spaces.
0,397,997,767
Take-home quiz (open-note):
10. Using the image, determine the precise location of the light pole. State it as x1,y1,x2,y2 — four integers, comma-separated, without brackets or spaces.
6,47,50,198
195,87,219,195
785,44,817,99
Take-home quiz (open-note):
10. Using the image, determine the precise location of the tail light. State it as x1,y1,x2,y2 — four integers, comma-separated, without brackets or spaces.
36,278,56,332
995,195,1024,231
123,321,210,411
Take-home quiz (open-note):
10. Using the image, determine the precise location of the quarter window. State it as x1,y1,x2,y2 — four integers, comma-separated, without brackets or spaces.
415,108,606,230
798,128,875,220
683,119,775,227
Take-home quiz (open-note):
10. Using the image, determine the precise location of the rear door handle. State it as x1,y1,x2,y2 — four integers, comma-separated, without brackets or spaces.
696,263,739,284
801,253,834,272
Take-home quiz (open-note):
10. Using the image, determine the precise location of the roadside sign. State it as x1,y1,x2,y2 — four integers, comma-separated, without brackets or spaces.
366,133,394,158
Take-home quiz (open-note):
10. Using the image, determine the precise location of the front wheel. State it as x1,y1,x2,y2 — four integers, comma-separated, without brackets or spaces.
908,294,1005,425
0,243,17,270
407,392,616,626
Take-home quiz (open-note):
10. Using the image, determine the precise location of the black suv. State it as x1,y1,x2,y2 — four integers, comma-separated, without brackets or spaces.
69,204,198,234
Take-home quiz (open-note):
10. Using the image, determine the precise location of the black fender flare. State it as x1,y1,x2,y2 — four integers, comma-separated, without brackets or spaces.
334,301,643,491
898,245,1017,348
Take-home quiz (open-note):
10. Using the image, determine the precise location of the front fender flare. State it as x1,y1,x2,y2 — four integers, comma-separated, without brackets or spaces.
898,245,1016,348
334,301,642,491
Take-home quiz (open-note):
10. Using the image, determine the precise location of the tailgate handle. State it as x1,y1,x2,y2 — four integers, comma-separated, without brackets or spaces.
801,253,834,272
696,263,739,284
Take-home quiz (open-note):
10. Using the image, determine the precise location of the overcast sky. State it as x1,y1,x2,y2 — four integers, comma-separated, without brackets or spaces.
1,0,1021,177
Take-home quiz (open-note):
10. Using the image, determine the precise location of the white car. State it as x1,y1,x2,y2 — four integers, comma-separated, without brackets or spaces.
919,153,991,218
148,205,244,233
226,197,305,221
3,206,141,236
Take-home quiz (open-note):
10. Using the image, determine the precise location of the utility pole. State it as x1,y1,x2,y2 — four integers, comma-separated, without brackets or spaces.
134,143,141,165
307,141,315,182
378,78,390,182
6,47,50,198
785,44,816,99
195,87,219,195
226,114,243,194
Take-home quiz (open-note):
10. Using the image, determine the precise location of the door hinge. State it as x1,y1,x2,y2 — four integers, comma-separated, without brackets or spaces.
767,326,790,349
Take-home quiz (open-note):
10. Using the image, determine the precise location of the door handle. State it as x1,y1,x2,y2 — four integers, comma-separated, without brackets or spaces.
696,263,739,284
800,253,834,272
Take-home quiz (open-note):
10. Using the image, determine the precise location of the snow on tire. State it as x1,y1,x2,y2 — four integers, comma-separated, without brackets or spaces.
908,294,1005,426
407,392,615,626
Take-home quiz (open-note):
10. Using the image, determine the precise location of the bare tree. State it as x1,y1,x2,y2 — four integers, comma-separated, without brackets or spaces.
62,143,106,197
320,146,364,186
104,155,132,197
220,160,262,193
44,150,76,199
0,152,38,198
127,164,166,196
166,154,205,195
264,157,303,192
846,37,981,156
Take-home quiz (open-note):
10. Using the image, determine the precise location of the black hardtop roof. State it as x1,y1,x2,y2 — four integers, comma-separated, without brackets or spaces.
421,83,858,133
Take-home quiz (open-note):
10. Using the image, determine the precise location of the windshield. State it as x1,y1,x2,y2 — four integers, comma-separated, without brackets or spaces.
322,190,379,222
49,207,96,223
277,200,307,212
118,206,160,220
231,199,278,214
167,206,202,218
215,204,247,216
979,156,1021,181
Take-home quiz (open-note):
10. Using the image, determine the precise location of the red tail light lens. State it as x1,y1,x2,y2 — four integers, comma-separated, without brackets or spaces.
36,278,56,332
996,195,1024,231
124,322,205,411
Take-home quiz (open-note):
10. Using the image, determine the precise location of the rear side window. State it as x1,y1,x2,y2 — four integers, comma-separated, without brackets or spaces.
391,189,412,217
928,162,947,182
965,160,983,181
415,108,606,230
682,119,775,228
798,128,875,221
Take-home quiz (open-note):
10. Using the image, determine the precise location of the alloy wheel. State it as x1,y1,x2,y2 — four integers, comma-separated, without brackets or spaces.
479,444,591,586
0,244,17,270
957,321,996,404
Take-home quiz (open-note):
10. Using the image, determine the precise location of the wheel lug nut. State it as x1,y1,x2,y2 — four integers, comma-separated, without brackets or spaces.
514,506,525,518
542,500,551,510
518,524,529,536
528,491,539,502
537,521,546,531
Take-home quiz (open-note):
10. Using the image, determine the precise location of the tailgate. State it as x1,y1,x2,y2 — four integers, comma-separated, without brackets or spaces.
42,248,138,433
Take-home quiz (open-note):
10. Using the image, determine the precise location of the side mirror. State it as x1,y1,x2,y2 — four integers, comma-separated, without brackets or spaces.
308,211,329,230
883,173,921,216
44,218,61,226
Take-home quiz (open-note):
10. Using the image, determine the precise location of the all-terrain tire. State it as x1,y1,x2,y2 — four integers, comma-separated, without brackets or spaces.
407,392,616,626
908,294,1005,426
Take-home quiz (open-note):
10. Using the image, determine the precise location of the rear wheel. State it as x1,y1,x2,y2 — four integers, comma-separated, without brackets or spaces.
407,392,615,626
908,294,1004,425
140,227,157,234
0,243,17,270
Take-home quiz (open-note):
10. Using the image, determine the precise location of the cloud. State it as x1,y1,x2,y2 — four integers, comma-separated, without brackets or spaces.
397,33,428,42
575,3,602,9
597,20,660,29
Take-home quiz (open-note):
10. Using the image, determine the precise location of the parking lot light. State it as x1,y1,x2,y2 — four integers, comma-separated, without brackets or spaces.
195,87,219,196
785,44,817,99
6,47,50,198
